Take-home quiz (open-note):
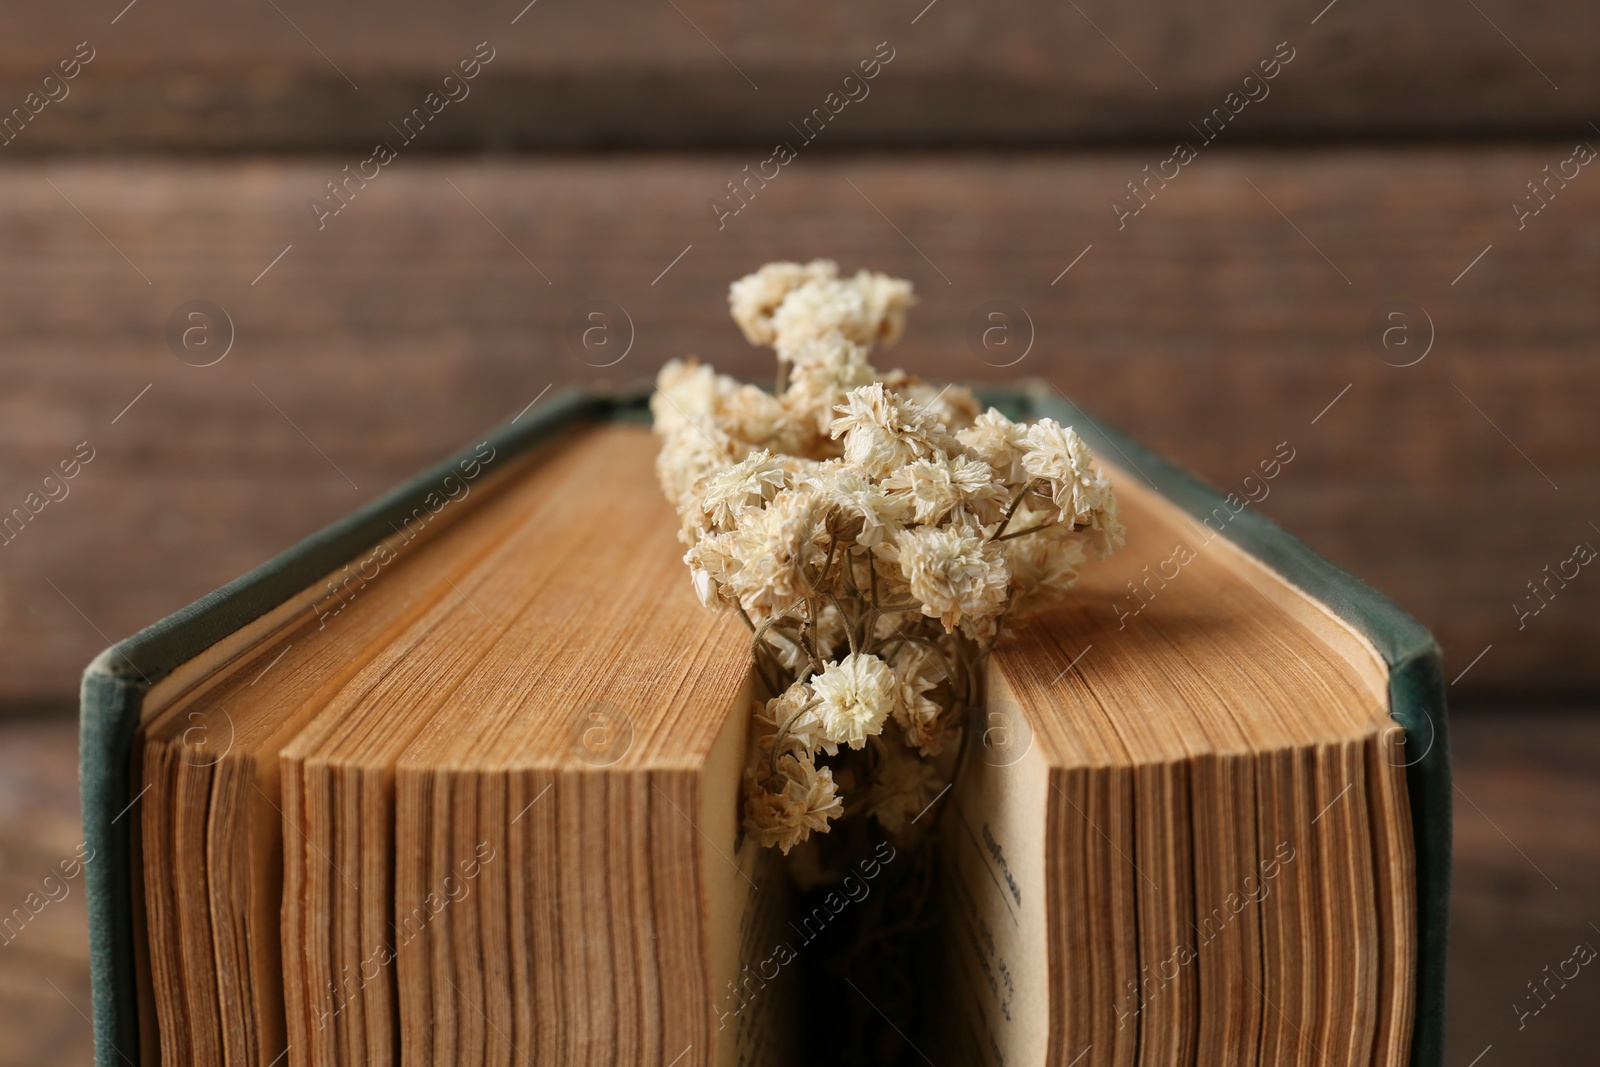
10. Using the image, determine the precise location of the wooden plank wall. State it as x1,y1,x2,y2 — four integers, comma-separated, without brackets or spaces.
0,0,1595,707
0,0,1593,150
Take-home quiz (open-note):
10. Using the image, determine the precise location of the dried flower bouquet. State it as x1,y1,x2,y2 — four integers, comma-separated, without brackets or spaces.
652,260,1123,860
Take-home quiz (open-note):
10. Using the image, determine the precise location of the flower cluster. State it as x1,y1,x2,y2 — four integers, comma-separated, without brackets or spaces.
653,260,1122,855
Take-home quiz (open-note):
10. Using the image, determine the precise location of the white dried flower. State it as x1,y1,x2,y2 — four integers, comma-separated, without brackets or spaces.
1082,490,1125,560
701,450,792,531
655,426,742,523
880,454,1010,527
847,269,917,348
652,359,753,515
958,408,1031,484
786,332,875,379
743,753,843,853
683,531,740,609
1004,520,1089,611
728,260,839,347
782,333,879,438
656,261,1123,855
726,486,825,619
867,545,918,610
810,652,897,751
868,742,943,834
753,681,826,755
651,358,723,429
890,523,1011,631
818,466,912,549
1020,419,1115,529
883,371,981,433
721,382,810,455
771,279,871,353
888,646,945,756
770,271,915,354
829,383,961,478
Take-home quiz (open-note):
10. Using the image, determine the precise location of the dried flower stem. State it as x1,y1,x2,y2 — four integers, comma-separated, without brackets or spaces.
991,479,1043,541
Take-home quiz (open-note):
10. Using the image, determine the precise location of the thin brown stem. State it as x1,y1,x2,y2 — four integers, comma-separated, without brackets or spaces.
797,600,825,675
841,544,865,601
934,707,974,833
990,479,1041,541
864,548,880,649
996,518,1090,542
825,590,858,656
995,520,1054,542
736,605,783,693
979,595,1013,660
768,697,821,768
818,525,840,591
952,631,983,707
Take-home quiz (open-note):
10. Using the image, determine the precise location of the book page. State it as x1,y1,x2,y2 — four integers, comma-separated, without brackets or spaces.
935,708,1051,1067
707,686,793,1067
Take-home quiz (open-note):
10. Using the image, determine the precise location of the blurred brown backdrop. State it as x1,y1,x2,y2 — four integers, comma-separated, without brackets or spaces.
0,0,1596,1064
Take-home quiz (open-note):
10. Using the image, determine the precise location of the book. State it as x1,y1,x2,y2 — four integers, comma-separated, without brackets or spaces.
80,383,1449,1067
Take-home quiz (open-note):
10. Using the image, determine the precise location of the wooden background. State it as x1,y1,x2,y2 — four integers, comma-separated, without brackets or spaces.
1,0,1596,706
0,0,1596,150
1,0,1597,1063
4,155,1595,705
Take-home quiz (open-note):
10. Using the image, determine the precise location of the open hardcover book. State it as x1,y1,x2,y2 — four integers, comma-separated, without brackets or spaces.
80,384,1449,1067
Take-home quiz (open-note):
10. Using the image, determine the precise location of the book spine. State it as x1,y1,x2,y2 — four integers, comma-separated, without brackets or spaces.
80,657,151,1067
1391,649,1451,1067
